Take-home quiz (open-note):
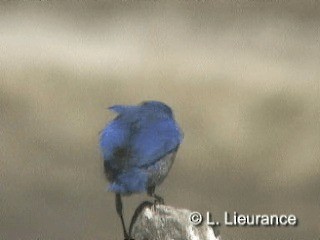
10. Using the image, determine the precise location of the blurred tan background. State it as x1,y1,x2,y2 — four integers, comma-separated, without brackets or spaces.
0,1,319,240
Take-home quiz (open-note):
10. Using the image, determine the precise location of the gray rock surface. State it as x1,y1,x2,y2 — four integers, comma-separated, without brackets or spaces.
130,203,221,240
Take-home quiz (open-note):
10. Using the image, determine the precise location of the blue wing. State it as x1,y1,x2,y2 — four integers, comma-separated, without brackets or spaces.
99,105,138,163
99,119,130,168
130,117,183,167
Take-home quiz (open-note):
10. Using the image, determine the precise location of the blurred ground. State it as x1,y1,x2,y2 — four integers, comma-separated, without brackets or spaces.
0,1,319,240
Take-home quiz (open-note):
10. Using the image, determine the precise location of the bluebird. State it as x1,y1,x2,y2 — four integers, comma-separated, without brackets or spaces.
99,101,183,239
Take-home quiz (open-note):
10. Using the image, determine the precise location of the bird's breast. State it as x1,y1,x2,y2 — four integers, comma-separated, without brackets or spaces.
146,150,178,187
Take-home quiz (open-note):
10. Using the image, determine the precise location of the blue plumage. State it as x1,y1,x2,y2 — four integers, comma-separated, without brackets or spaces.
100,101,183,195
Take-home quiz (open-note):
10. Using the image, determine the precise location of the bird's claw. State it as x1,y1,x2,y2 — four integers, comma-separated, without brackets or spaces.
124,233,134,240
154,195,164,205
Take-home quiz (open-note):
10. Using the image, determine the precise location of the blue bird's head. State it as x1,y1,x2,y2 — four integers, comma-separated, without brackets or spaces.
140,100,173,117
109,101,174,119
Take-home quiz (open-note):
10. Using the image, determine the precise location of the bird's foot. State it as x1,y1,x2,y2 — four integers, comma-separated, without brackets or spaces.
147,186,165,205
153,195,164,205
124,232,134,240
